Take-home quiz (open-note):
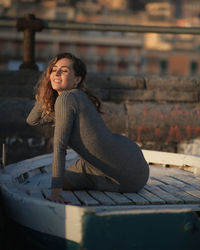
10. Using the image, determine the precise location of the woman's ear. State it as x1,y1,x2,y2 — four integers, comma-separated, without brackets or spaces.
75,76,82,86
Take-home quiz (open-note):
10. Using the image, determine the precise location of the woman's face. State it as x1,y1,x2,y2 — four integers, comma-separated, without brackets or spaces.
50,58,81,95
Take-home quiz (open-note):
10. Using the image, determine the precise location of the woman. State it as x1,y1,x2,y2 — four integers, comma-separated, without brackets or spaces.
27,52,149,203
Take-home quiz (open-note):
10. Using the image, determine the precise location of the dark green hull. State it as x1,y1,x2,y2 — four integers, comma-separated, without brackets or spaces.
5,209,200,250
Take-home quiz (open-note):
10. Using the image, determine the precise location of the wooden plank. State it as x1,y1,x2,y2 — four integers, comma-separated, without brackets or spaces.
145,184,184,204
149,165,169,177
42,189,81,205
123,192,149,205
153,176,187,188
62,191,81,205
74,191,99,206
172,174,200,190
88,190,115,205
104,192,132,205
178,185,200,199
148,177,164,186
154,175,200,200
159,184,200,204
150,165,191,178
138,188,165,204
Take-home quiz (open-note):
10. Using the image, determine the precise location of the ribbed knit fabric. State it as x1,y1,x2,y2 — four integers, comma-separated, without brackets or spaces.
27,89,149,192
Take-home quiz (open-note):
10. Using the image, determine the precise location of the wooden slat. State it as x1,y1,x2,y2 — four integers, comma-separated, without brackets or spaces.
42,189,81,205
178,185,200,199
74,191,99,206
167,175,200,199
150,165,196,179
145,184,184,204
104,192,132,205
153,176,186,188
154,175,200,200
138,188,165,204
62,191,81,205
159,184,200,204
123,192,149,205
148,177,164,186
172,174,200,190
88,190,115,205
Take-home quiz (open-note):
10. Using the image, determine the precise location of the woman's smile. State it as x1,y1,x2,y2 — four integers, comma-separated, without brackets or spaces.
53,79,62,84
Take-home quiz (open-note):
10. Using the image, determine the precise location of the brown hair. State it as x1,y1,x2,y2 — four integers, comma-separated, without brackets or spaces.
35,52,101,117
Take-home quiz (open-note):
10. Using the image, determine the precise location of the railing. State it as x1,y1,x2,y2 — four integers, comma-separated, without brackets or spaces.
0,14,200,70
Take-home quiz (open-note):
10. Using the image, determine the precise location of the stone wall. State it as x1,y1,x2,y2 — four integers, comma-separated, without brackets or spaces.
0,70,200,164
87,75,200,152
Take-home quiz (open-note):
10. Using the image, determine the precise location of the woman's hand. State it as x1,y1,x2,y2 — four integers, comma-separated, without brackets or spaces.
46,194,70,204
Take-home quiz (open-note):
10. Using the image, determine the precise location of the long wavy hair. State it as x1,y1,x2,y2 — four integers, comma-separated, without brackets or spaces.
35,52,101,118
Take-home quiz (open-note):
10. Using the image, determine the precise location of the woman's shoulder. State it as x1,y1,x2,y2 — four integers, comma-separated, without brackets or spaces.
58,89,83,97
55,90,76,105
68,89,89,102
69,88,85,97
55,89,85,107
57,89,80,99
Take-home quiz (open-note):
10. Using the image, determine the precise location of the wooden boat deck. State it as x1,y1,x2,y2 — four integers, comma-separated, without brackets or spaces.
4,150,200,211
24,165,200,208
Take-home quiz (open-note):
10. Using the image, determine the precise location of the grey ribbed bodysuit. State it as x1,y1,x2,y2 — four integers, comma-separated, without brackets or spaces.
27,89,149,193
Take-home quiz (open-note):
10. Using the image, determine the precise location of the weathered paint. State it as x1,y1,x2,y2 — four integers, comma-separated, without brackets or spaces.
130,125,200,143
81,210,200,250
4,209,200,250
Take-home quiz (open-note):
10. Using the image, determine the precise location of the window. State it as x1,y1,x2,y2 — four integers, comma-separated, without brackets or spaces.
160,59,168,75
190,61,198,75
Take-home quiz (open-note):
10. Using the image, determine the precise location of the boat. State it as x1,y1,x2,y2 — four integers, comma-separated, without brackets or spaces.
0,149,200,250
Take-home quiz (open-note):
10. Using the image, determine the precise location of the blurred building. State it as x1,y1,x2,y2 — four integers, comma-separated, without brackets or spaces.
145,0,200,76
0,0,200,76
145,1,175,20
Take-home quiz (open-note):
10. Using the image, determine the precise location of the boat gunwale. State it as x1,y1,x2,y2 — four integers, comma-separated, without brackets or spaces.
1,149,200,178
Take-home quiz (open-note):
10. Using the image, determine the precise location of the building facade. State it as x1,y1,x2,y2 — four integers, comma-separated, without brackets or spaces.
0,0,200,76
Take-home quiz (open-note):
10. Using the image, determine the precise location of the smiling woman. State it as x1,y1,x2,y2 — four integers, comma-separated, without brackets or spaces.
26,52,149,204
50,59,81,94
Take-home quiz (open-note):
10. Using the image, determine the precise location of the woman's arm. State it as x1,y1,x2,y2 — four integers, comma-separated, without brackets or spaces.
49,92,77,201
26,101,54,126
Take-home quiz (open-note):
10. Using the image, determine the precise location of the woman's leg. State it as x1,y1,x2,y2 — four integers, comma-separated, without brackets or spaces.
63,174,77,190
63,158,95,190
64,158,121,191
